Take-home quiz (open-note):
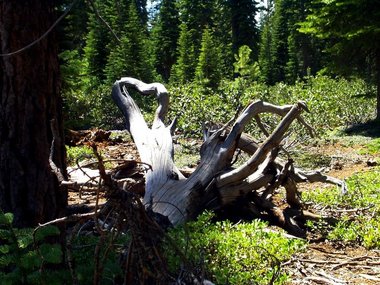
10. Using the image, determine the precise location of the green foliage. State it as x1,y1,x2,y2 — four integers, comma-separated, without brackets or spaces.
299,0,380,50
165,212,306,284
0,208,130,284
170,23,197,84
66,145,93,166
358,138,380,155
69,234,128,284
259,0,323,84
0,209,69,284
169,75,376,137
303,167,380,248
59,1,377,130
105,1,153,84
150,0,180,82
233,45,260,81
299,0,380,116
291,151,331,170
229,0,259,58
195,27,223,88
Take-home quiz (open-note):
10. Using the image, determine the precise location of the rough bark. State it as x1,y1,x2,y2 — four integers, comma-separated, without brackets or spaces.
112,77,346,236
0,1,67,227
376,47,380,120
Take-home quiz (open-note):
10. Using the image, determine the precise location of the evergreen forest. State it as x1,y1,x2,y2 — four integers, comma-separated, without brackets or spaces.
1,0,380,284
60,0,379,131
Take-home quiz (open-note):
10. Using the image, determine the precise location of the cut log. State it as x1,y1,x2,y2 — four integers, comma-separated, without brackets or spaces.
111,77,346,236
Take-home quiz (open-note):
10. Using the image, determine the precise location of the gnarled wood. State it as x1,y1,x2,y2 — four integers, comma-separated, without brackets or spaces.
112,77,346,236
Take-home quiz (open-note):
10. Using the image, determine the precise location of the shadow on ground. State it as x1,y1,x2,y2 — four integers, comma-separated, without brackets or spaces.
344,119,380,137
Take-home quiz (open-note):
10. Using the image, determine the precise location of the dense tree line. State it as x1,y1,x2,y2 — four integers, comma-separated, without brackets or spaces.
59,0,379,124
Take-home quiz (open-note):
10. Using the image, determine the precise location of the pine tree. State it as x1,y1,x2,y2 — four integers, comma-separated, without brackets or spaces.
173,0,216,81
285,31,299,83
300,0,380,119
170,23,196,83
270,0,289,83
212,0,234,78
151,0,180,82
229,0,260,61
84,0,115,83
105,1,153,83
195,27,222,88
258,1,275,84
258,0,324,84
234,45,259,81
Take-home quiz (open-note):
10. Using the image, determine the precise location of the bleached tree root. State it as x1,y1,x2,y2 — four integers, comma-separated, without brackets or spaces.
111,77,346,236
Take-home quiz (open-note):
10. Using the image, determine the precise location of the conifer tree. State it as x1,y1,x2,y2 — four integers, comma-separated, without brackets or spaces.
229,0,260,61
105,1,153,83
300,0,380,119
258,0,323,84
195,27,222,88
258,1,275,84
84,0,115,83
212,0,234,78
170,23,196,83
173,0,216,81
151,0,180,82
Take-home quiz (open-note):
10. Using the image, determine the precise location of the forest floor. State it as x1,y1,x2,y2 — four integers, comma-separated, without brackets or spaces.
66,126,380,285
282,141,380,285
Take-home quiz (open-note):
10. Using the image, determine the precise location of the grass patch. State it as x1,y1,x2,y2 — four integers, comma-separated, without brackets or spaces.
291,151,331,169
173,138,200,168
66,145,93,166
303,167,380,248
358,138,380,155
164,212,306,284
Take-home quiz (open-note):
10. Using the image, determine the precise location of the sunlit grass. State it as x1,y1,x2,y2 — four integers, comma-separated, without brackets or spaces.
303,167,380,248
164,212,307,284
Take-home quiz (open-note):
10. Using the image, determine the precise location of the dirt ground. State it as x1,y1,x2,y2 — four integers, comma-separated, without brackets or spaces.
67,129,380,284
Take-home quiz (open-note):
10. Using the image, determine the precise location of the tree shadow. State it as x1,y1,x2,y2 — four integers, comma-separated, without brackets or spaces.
343,119,380,138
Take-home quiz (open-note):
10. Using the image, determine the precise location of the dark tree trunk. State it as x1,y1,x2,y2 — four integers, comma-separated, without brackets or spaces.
376,48,380,120
0,1,67,227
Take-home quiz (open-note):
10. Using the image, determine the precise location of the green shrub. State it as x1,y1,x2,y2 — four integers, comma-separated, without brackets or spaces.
168,75,376,137
0,210,70,284
62,70,376,134
303,167,380,248
0,209,129,284
164,212,306,284
358,138,380,155
66,145,94,166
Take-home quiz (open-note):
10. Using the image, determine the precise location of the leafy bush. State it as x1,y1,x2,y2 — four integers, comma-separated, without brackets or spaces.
62,69,375,134
0,210,70,284
0,209,129,284
164,212,306,284
63,83,126,130
66,145,94,166
168,75,376,137
358,137,380,155
303,167,380,248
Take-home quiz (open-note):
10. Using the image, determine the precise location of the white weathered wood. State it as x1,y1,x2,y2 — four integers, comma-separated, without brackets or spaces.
111,77,346,233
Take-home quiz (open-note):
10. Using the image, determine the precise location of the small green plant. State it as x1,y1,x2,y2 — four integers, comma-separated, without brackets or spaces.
164,212,306,284
0,209,130,284
66,145,94,166
303,167,380,248
168,75,375,138
358,138,380,155
0,210,69,284
292,151,331,169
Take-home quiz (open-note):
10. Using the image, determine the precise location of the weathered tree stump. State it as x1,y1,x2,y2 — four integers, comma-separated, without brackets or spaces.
112,77,346,237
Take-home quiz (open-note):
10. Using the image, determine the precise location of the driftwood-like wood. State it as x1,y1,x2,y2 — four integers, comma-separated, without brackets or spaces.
112,77,346,236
